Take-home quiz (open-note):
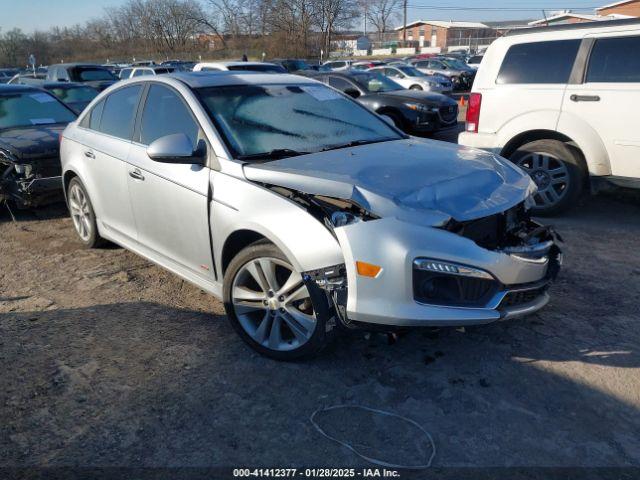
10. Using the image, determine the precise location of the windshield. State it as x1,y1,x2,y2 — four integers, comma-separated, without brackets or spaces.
74,67,117,82
398,66,425,77
353,73,403,93
47,86,98,104
196,84,401,159
0,92,76,129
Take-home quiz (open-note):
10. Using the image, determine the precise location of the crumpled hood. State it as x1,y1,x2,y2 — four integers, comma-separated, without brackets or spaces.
382,89,457,106
243,138,534,225
0,125,66,164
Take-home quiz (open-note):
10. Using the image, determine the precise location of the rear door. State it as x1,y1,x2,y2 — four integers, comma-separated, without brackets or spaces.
75,84,143,241
126,83,214,279
561,33,640,179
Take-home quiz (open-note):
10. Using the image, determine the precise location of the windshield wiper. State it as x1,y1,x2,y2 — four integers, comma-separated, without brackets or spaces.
237,148,310,161
320,137,399,152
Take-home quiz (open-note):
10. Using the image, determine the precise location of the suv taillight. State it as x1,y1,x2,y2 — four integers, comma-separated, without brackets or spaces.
465,93,482,133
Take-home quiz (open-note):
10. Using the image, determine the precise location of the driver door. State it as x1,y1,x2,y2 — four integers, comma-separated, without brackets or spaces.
126,84,214,280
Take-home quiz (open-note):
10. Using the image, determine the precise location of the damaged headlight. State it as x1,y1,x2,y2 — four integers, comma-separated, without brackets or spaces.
331,211,360,227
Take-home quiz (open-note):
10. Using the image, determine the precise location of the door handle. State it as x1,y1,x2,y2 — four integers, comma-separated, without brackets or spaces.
570,94,600,102
84,150,95,159
129,168,145,181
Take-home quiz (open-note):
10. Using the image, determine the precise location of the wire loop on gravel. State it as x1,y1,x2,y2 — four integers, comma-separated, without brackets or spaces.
309,404,436,470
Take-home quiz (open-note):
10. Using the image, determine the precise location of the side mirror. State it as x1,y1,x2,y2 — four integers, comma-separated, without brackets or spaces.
344,88,361,99
146,133,204,164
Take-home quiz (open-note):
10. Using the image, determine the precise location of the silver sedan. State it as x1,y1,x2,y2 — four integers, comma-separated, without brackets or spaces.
60,72,561,359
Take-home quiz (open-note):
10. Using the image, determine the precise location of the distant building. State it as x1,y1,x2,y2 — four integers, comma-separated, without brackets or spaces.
395,21,495,50
596,0,640,16
528,1,638,26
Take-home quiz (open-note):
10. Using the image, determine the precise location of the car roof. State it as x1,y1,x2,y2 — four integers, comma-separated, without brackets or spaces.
53,63,107,68
0,84,41,94
166,71,319,88
199,61,278,68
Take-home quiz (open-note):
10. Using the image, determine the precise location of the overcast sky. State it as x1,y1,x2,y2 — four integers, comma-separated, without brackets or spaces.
0,0,604,32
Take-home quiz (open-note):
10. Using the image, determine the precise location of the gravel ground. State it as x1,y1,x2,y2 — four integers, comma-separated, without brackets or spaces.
1,185,640,475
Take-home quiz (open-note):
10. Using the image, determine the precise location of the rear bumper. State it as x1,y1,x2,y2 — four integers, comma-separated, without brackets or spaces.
458,131,501,154
334,217,559,327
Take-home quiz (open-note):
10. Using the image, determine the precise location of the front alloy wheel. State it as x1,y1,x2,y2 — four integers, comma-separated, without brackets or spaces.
223,242,331,360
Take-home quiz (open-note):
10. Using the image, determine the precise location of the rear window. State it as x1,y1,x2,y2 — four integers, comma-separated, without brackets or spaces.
586,36,640,83
97,85,142,139
497,40,581,84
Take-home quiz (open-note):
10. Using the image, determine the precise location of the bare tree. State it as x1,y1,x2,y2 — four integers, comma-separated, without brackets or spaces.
364,0,400,41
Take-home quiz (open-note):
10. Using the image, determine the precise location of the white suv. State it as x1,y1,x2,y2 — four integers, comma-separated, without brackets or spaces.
459,19,640,214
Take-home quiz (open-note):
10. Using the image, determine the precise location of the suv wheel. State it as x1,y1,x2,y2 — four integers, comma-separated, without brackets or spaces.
510,139,586,215
223,242,331,360
67,177,105,248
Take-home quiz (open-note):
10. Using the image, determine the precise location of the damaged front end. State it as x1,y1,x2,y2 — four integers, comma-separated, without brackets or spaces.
0,148,63,208
262,179,562,328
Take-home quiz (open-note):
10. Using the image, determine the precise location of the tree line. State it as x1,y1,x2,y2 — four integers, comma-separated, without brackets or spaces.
0,0,402,67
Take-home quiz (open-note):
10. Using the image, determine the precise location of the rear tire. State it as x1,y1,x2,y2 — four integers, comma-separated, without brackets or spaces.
67,177,105,248
509,139,586,216
410,84,423,90
223,242,332,360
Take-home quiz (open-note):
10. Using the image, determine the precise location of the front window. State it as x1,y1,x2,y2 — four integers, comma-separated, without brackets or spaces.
0,91,76,129
196,84,401,159
47,86,98,104
73,67,118,82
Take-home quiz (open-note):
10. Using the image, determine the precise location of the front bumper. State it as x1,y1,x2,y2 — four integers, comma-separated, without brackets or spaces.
334,217,559,327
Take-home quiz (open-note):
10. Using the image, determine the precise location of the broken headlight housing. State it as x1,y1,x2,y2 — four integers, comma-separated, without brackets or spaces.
330,211,361,227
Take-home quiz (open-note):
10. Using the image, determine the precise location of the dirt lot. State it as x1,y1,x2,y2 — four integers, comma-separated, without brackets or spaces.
1,186,640,475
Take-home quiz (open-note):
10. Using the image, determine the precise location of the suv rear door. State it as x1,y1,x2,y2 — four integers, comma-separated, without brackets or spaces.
561,32,640,179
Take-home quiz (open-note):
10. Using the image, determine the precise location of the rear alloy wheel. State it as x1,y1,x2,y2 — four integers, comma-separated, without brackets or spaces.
510,139,586,216
67,177,104,248
223,242,330,360
410,84,423,90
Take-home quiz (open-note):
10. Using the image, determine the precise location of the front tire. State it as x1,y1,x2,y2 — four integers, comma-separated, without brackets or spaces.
67,177,105,248
509,139,586,216
410,84,423,90
223,242,331,360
